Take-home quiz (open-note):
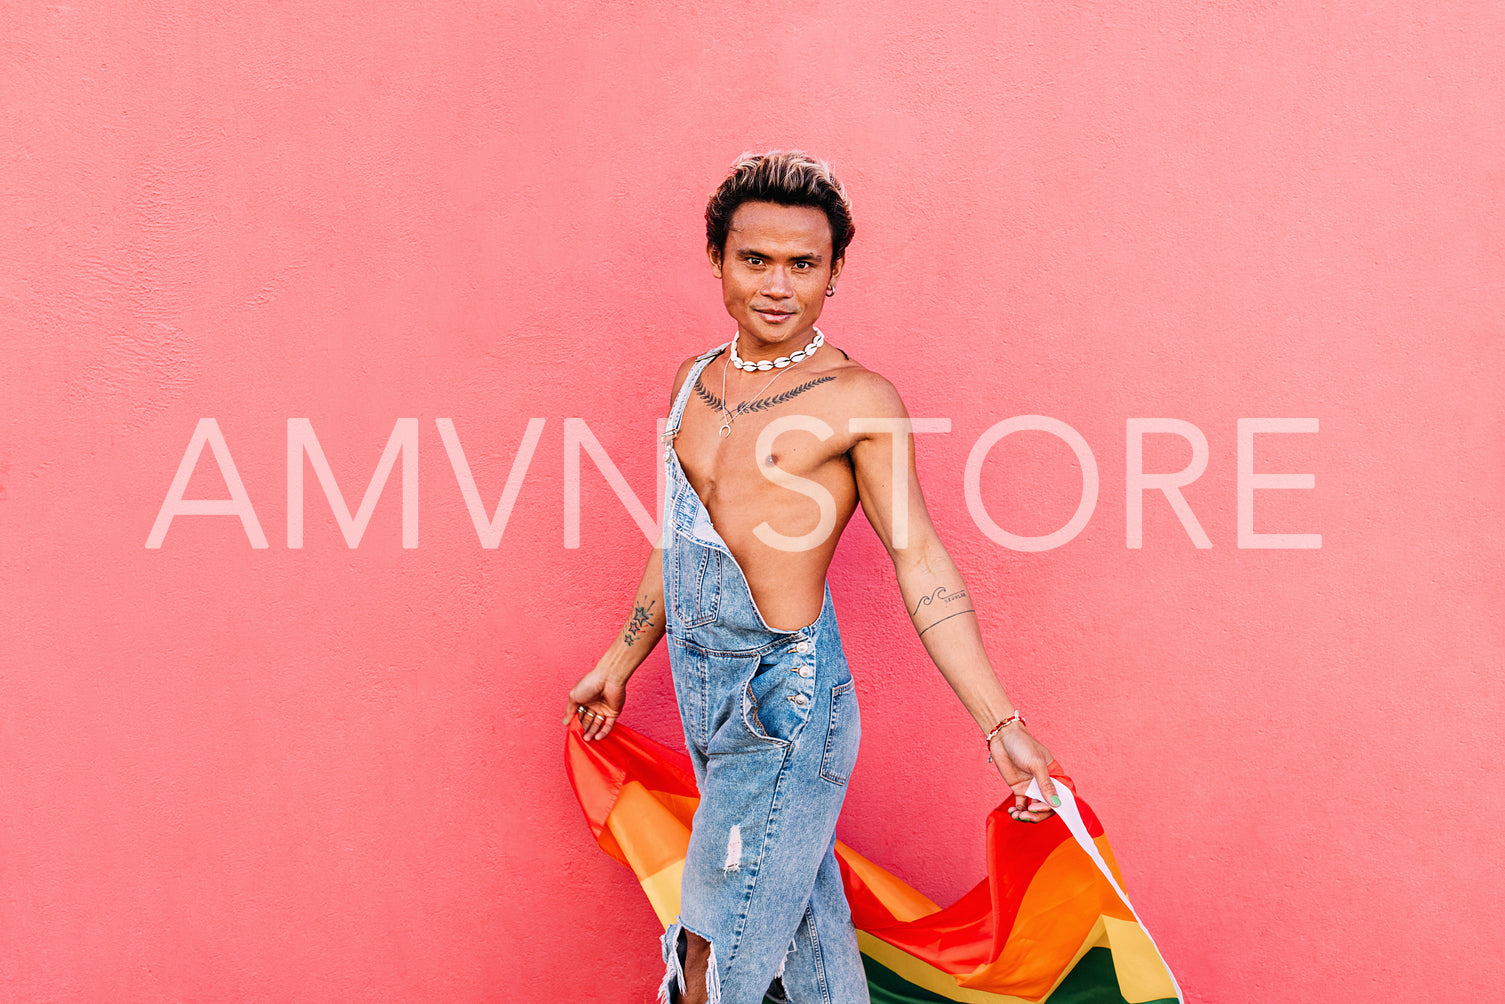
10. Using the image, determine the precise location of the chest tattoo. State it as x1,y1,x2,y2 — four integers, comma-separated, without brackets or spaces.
693,374,836,418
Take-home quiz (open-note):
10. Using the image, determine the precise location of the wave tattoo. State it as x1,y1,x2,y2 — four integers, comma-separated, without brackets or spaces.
909,585,969,618
913,586,974,637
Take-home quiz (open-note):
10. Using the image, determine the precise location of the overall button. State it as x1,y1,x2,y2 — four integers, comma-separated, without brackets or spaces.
798,666,814,678
788,693,808,707
794,641,811,654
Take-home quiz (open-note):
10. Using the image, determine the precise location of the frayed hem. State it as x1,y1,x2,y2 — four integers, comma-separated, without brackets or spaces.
704,944,721,1004
657,922,683,1004
658,920,720,1004
773,937,796,981
656,959,678,1004
763,937,795,1004
656,921,686,1004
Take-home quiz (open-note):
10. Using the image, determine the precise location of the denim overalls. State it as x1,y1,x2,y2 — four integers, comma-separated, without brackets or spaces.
658,346,867,1004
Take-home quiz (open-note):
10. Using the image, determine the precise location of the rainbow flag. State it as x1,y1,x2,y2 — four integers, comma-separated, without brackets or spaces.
566,721,1181,1004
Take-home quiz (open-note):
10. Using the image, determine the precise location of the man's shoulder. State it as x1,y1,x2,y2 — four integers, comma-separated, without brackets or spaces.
823,352,907,419
668,346,726,406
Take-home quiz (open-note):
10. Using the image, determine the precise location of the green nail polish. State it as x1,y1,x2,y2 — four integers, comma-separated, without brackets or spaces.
1049,795,1061,807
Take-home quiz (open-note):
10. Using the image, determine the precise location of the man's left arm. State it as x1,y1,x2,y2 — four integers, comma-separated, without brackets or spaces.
847,377,1061,822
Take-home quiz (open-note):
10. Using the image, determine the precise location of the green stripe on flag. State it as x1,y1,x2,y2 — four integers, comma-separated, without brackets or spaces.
856,948,1179,1004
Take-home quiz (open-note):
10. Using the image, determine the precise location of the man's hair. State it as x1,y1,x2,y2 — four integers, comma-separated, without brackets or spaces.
705,150,855,262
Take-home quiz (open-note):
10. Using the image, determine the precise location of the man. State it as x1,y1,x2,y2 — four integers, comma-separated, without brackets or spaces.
568,151,1061,1004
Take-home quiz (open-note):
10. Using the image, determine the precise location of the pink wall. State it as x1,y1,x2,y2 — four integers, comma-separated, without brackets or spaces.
4,2,1501,1000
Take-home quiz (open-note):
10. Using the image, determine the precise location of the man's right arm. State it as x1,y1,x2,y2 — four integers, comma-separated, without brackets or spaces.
566,354,699,741
567,547,666,740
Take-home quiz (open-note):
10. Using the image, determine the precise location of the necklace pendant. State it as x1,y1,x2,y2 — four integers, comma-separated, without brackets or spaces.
718,423,731,438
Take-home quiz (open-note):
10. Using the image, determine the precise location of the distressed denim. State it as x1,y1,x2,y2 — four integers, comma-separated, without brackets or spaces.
657,347,867,1004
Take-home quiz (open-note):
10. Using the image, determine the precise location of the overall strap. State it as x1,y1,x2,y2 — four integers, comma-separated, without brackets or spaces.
664,344,728,441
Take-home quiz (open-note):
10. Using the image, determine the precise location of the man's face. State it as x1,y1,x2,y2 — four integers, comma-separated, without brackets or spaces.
709,201,843,350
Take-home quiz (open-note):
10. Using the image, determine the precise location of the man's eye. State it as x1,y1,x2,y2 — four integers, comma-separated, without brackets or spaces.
793,262,812,270
746,258,763,266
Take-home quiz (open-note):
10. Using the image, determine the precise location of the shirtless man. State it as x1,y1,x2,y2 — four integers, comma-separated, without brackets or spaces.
568,152,1061,1004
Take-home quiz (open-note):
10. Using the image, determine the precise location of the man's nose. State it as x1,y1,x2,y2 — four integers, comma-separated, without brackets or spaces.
760,267,794,298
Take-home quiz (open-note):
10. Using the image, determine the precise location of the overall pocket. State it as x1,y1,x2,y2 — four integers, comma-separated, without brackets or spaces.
670,539,721,629
820,679,860,785
701,650,790,756
736,649,814,750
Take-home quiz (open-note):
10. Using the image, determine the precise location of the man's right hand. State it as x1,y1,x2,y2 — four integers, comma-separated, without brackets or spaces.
568,547,663,741
567,661,626,741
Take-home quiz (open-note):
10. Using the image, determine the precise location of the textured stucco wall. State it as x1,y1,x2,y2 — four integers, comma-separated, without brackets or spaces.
3,2,1501,1001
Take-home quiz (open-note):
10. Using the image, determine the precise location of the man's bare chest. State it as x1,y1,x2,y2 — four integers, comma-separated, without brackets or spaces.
675,365,856,506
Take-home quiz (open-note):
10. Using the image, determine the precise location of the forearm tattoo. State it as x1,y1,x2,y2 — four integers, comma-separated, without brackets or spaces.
912,585,975,637
693,374,835,417
623,597,657,647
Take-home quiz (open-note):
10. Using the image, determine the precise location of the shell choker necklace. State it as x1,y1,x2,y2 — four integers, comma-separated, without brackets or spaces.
717,328,825,437
727,328,824,372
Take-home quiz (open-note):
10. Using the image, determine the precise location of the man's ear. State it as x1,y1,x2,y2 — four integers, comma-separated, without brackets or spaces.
829,257,844,284
707,243,723,278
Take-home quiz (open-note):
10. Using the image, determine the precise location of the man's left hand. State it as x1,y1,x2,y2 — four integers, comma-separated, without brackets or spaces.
989,725,1061,823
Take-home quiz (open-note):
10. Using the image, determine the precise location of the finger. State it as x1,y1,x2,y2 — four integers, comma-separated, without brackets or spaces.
1033,768,1062,809
582,706,616,741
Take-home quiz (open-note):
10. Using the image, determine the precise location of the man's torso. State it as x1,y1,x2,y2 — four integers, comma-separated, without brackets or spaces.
669,342,886,632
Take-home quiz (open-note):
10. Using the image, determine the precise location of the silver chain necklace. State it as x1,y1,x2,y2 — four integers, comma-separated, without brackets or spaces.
717,331,821,437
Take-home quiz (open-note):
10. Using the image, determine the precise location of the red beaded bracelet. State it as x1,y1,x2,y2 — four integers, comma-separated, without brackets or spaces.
984,711,1025,763
985,711,1025,744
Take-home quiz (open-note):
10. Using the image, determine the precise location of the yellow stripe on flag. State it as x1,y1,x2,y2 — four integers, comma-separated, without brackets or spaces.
1101,916,1179,1003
